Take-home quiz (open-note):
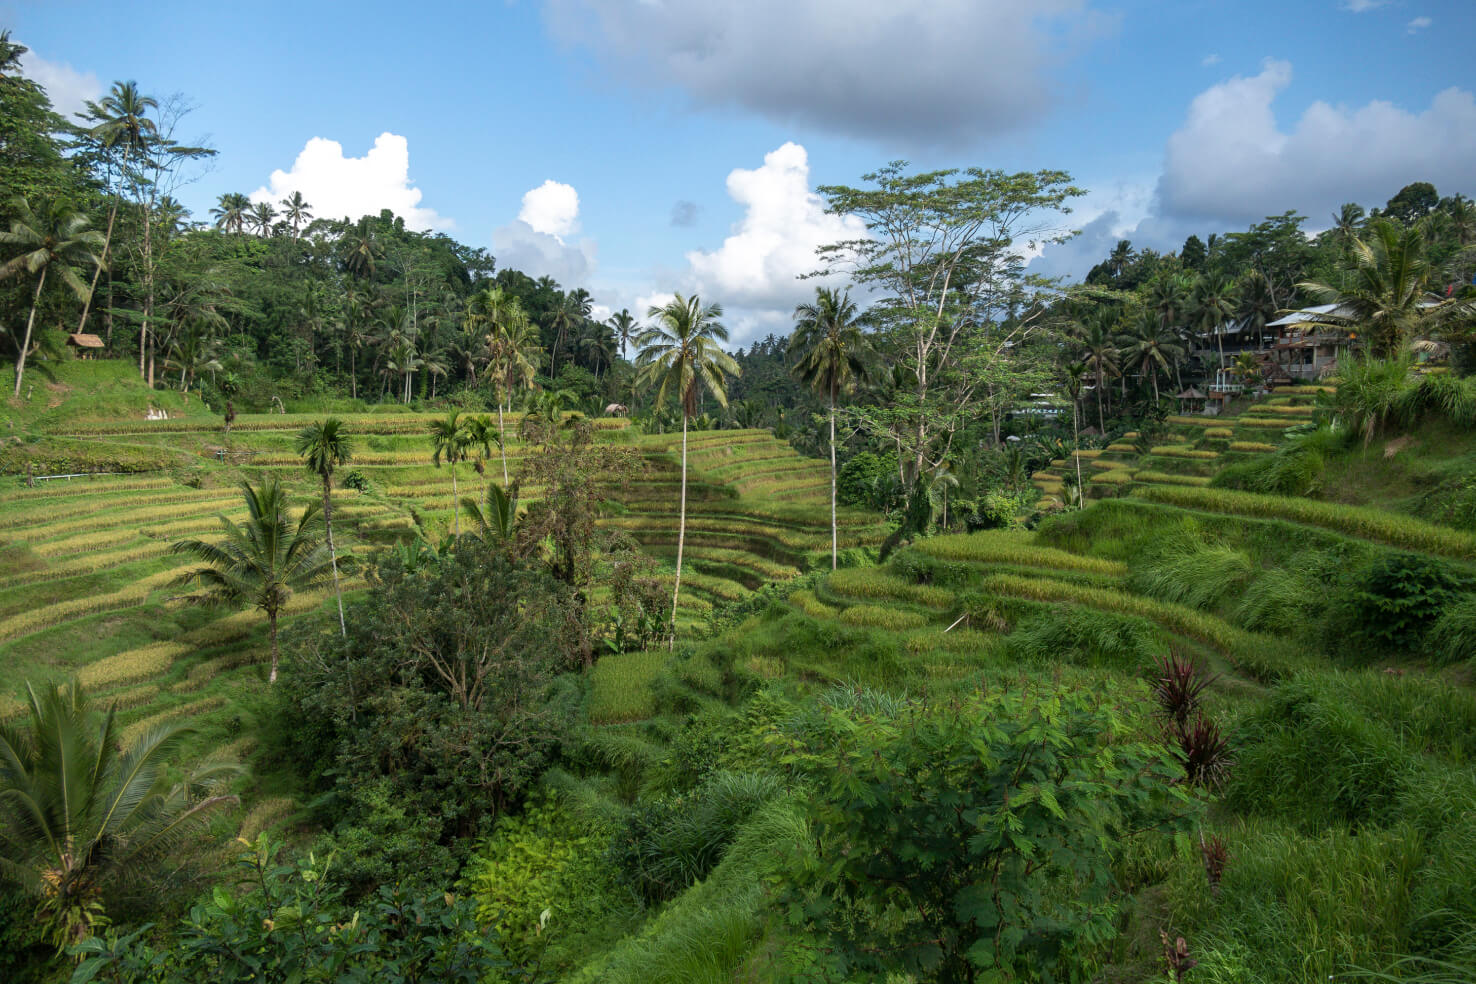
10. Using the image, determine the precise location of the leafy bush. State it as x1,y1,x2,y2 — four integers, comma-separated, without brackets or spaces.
1007,605,1167,671
1429,594,1476,666
461,798,617,964
837,451,901,511
607,770,783,904
71,835,511,983
1348,552,1467,653
780,687,1192,983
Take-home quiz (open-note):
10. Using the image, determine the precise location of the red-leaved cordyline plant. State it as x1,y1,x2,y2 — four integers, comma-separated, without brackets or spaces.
1151,652,1219,729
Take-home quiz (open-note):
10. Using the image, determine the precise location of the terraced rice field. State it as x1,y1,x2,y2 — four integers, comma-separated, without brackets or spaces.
1032,385,1328,503
1,411,885,789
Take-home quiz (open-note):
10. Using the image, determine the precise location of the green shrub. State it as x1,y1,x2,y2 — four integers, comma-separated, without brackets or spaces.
1429,594,1476,666
461,798,617,964
607,770,783,903
1349,553,1468,654
1007,606,1168,671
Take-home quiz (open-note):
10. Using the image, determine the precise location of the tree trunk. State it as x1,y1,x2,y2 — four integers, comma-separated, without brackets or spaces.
325,474,345,636
670,413,688,650
77,204,116,336
451,462,460,538
829,392,838,570
13,269,45,398
497,403,509,486
1072,401,1083,508
350,346,357,400
268,612,280,684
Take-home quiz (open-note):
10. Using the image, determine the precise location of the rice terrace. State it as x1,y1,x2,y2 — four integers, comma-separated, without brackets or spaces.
3,6,1476,984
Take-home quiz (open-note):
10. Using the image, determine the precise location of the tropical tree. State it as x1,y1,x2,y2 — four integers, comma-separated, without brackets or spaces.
462,414,499,497
74,81,158,339
172,479,335,683
461,481,519,556
608,308,637,360
550,288,592,374
295,418,354,636
635,293,739,645
0,196,105,397
789,287,869,569
1074,310,1120,431
1063,361,1087,497
1118,312,1184,405
429,411,471,538
1299,219,1452,359
486,299,540,484
248,201,276,237
0,681,236,949
1190,272,1240,374
209,192,249,234
280,190,312,238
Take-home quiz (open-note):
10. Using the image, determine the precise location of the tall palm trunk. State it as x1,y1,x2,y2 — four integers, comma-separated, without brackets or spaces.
77,204,117,336
268,611,280,684
323,474,345,636
670,412,689,650
349,346,357,399
450,462,460,537
828,389,838,570
497,402,509,485
1072,401,1083,507
1096,372,1105,432
13,269,46,397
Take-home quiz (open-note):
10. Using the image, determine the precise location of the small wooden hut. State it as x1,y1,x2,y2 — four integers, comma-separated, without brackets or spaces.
66,333,105,359
1174,385,1208,414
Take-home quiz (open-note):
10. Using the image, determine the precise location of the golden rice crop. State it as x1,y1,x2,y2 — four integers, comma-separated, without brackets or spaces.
1089,459,1124,471
1237,417,1300,428
587,650,665,724
826,568,955,608
1092,470,1135,485
1151,446,1220,459
1072,449,1103,459
1259,404,1317,416
0,542,167,590
1132,485,1476,558
31,496,240,541
676,570,749,602
1,477,173,503
1132,471,1211,487
1165,416,1215,427
0,575,177,641
1228,441,1277,452
789,589,837,619
913,533,1128,577
239,797,298,841
34,527,144,558
1106,443,1137,452
838,604,930,630
683,546,798,581
1205,427,1234,439
121,697,225,745
77,641,188,689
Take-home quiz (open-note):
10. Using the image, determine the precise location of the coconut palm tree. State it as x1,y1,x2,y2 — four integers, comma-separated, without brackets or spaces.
461,481,519,555
172,479,335,684
1,197,105,397
635,293,740,646
1063,362,1087,499
210,192,250,234
429,411,471,538
1190,272,1240,376
280,190,312,238
342,218,380,279
1299,219,1451,359
462,414,499,497
1119,312,1184,405
0,681,236,949
1075,310,1120,431
549,288,592,374
608,308,637,361
789,287,869,569
248,201,276,237
487,302,540,485
295,418,354,636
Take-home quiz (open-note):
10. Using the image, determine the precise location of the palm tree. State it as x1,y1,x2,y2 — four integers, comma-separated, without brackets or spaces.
1299,219,1451,359
342,218,380,279
248,201,276,237
1331,202,1366,250
295,418,354,636
280,191,312,238
1119,312,1184,405
635,293,740,646
210,192,250,234
461,482,519,555
462,414,499,497
789,287,868,570
487,302,540,485
172,479,335,684
608,308,637,361
1075,310,1120,431
550,288,592,374
1063,362,1087,499
1190,272,1240,376
429,412,471,538
1,197,105,397
0,681,236,949
576,318,616,376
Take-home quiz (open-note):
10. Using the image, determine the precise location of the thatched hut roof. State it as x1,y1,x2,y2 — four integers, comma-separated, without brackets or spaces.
67,333,104,349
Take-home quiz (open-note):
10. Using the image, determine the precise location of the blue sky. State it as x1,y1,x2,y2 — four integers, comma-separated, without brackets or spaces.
10,0,1475,347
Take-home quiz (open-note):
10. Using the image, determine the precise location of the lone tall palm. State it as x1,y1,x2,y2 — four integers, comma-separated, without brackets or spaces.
0,682,236,949
429,411,471,537
790,287,868,570
0,197,105,396
295,418,354,636
636,294,739,646
172,479,335,683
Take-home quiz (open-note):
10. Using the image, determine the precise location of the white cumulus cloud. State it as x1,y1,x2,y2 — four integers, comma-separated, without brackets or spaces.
685,142,867,323
1156,59,1476,226
1342,0,1389,11
249,133,450,231
518,179,580,239
544,0,1111,146
1407,16,1432,33
18,47,102,120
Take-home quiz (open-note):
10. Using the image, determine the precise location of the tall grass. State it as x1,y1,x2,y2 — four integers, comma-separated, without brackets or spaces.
837,604,930,630
1133,485,1476,558
911,533,1128,577
1006,606,1167,672
588,651,666,724
1128,532,1254,612
826,568,954,608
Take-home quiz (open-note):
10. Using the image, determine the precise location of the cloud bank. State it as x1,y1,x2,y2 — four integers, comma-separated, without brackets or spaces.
18,47,102,119
494,179,597,285
250,133,451,231
544,0,1110,146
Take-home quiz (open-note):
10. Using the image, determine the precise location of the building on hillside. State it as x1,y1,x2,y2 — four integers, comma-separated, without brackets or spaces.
1266,303,1353,379
66,333,105,359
